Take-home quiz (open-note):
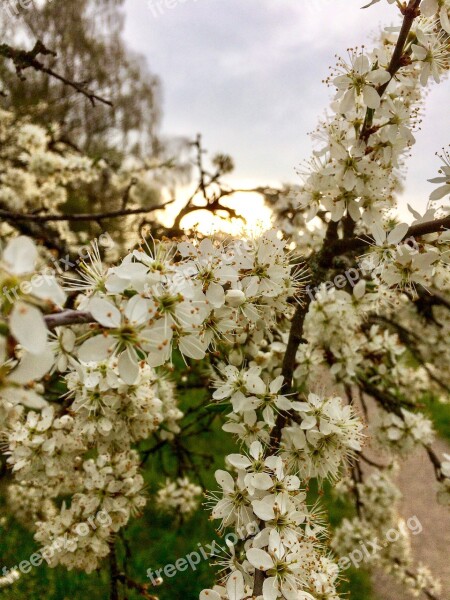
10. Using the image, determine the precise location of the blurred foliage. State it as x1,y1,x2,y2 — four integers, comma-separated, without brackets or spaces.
423,394,450,441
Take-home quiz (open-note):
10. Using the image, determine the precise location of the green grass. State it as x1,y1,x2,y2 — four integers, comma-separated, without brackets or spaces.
423,394,450,442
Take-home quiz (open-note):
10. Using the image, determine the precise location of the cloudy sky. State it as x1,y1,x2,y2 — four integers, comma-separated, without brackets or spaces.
123,0,449,224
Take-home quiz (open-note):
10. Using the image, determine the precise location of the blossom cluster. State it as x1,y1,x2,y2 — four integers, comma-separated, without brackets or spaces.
374,408,435,456
0,229,304,575
156,477,203,516
204,442,339,600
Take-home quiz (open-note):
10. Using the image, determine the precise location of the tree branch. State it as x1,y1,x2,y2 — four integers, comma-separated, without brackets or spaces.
44,310,95,329
328,214,450,260
0,200,174,223
360,0,421,138
0,40,113,107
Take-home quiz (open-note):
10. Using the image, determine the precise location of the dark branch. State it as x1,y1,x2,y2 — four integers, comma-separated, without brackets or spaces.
0,200,173,223
360,0,421,138
328,214,450,261
0,40,112,107
44,310,95,329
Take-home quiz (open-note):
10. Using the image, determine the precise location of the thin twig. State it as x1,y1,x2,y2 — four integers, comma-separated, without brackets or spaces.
44,310,95,329
0,40,112,107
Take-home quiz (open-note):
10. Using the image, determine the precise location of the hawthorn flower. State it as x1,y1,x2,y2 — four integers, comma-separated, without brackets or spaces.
381,246,439,290
208,470,255,530
412,32,449,86
66,358,166,446
379,98,416,145
178,238,238,305
333,52,391,112
247,538,315,600
64,242,109,294
156,477,202,516
0,236,65,354
429,147,450,200
252,377,295,427
49,327,77,372
375,409,435,455
78,295,157,381
251,492,309,547
213,365,266,408
222,410,270,445
421,0,450,34
282,393,364,480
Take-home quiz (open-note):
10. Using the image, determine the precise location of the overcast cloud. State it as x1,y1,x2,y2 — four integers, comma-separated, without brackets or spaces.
123,0,449,219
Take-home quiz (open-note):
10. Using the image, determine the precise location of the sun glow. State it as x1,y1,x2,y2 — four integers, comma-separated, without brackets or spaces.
161,187,274,236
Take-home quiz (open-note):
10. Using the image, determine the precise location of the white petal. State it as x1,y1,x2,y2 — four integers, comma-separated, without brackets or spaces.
412,44,427,60
347,199,361,222
252,499,275,521
226,571,244,600
300,415,317,430
249,441,263,459
370,221,387,246
363,85,381,109
10,302,47,354
275,395,292,410
9,348,54,384
339,88,355,114
354,54,369,75
178,334,207,360
430,184,450,201
211,498,232,519
206,282,225,308
353,279,366,300
251,473,274,491
387,222,409,245
125,295,153,325
284,475,300,490
268,529,283,556
367,68,391,85
30,277,66,307
2,387,47,409
88,297,121,328
215,470,235,493
118,349,139,385
3,236,37,275
269,376,284,393
78,335,114,362
199,591,221,600
227,454,252,470
262,577,279,600
247,548,273,571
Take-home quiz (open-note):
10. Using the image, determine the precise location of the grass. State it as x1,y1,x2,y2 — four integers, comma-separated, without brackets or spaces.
423,394,450,442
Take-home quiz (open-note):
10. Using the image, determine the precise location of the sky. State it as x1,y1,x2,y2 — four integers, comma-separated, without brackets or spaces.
123,0,449,228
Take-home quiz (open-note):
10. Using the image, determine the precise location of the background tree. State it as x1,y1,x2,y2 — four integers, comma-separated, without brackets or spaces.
0,0,162,161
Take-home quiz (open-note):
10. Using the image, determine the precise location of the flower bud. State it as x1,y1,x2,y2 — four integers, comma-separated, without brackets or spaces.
225,289,246,307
